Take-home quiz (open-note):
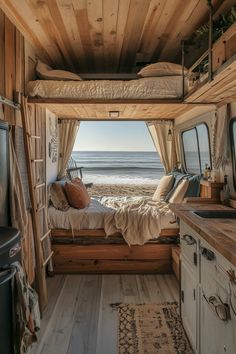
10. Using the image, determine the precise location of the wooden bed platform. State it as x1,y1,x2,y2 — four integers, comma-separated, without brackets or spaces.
51,228,179,274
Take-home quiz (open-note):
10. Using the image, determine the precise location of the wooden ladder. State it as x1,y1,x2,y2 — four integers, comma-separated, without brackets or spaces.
21,97,53,311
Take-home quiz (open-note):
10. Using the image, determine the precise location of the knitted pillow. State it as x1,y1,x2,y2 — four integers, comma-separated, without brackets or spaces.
48,182,70,211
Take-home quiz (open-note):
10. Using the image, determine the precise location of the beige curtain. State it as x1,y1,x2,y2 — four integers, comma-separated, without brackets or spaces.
147,121,177,173
213,104,230,169
58,119,80,179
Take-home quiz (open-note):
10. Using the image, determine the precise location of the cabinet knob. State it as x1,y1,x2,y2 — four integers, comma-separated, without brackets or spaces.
182,234,196,245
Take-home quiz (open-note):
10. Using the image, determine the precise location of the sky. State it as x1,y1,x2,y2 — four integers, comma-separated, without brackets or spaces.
73,121,156,151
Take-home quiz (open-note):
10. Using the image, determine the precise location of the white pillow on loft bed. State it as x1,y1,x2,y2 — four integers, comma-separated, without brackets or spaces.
36,60,82,81
138,62,188,78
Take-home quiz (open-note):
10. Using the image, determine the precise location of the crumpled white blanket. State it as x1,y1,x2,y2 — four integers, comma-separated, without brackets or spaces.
100,196,176,246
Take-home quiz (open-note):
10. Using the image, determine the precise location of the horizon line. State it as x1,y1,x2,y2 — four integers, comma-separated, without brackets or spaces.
72,150,156,152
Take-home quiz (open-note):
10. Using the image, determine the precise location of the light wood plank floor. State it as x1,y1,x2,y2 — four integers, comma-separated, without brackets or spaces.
31,274,179,354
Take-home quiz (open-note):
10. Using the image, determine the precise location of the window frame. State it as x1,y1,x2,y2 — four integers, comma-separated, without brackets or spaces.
181,122,211,174
230,118,236,189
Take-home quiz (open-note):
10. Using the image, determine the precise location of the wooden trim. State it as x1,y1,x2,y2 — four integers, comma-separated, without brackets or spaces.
28,98,184,104
52,244,172,260
52,259,173,274
51,228,179,239
27,97,216,106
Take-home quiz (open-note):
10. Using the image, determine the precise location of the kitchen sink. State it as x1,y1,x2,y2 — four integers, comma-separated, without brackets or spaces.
192,210,236,219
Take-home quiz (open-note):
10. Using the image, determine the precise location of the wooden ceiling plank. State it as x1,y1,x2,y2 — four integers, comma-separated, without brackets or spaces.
157,0,201,61
103,0,119,73
150,0,181,63
87,0,104,72
56,0,87,72
160,0,229,63
72,0,95,72
0,0,61,65
28,0,76,70
137,0,167,63
119,0,152,72
47,0,86,72
113,0,130,72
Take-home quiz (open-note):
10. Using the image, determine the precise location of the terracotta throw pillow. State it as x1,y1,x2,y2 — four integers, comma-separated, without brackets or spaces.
48,182,70,211
152,175,174,201
65,178,90,209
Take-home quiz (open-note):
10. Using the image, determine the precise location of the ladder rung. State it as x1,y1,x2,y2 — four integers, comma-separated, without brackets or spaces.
35,183,45,189
28,134,41,139
37,204,46,212
41,229,51,242
31,159,44,163
42,251,54,268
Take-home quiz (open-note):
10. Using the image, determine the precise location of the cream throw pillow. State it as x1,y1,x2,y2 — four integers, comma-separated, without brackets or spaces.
152,175,174,201
169,179,189,203
36,60,82,81
138,62,188,77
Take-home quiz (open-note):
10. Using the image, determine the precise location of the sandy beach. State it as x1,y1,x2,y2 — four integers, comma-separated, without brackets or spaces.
87,183,157,197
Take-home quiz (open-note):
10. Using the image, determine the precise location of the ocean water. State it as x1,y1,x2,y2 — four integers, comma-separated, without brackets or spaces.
71,151,164,185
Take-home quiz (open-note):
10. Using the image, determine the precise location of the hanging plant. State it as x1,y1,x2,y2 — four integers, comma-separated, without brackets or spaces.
191,5,236,47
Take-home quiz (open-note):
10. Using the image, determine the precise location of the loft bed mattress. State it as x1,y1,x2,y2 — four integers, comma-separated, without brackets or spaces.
48,196,178,245
27,76,187,100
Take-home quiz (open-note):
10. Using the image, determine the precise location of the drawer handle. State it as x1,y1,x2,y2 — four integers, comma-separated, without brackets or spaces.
182,234,196,245
203,294,230,321
201,247,215,261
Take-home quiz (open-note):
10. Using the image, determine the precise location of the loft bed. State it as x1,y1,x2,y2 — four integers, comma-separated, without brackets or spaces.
24,5,236,120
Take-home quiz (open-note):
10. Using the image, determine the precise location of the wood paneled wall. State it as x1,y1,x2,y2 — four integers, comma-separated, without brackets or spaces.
0,9,24,125
0,8,39,126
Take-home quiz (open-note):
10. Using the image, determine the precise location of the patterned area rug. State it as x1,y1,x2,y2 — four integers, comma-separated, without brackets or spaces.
114,302,193,354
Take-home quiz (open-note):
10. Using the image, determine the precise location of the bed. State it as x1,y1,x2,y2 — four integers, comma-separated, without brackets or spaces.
49,196,180,274
27,76,187,100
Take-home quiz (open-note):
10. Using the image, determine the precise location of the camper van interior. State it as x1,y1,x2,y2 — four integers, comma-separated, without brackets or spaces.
1,0,236,353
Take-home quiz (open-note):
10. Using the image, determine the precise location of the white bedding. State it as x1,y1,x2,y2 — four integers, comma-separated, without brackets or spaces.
27,76,187,99
48,196,178,245
48,197,114,230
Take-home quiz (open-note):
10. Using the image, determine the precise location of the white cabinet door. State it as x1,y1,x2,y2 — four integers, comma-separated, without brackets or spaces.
181,260,198,352
200,289,233,354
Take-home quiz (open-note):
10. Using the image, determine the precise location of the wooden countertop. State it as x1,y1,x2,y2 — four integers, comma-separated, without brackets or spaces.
170,203,236,267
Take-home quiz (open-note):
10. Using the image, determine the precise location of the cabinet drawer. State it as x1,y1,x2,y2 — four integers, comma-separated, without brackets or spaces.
180,223,198,271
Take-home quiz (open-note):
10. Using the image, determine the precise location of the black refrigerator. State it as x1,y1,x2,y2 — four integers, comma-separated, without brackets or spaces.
0,120,20,354
0,120,9,226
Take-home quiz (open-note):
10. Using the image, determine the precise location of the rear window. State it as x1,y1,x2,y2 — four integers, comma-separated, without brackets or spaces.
182,123,211,174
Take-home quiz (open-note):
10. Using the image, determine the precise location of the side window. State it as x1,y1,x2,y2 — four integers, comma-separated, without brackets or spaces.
182,123,211,174
230,119,236,188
